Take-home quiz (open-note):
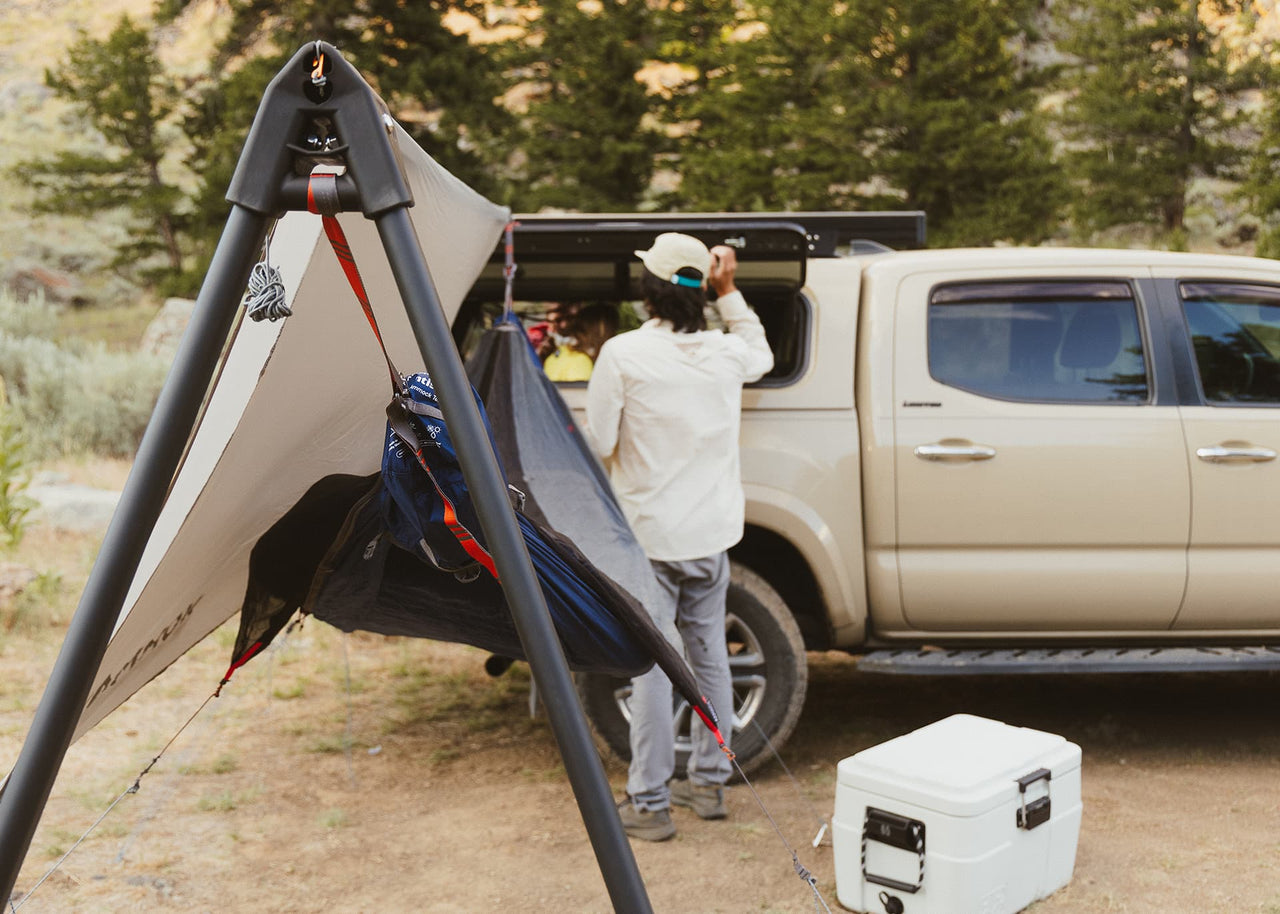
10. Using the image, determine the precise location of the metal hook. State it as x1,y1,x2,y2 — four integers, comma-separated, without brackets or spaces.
311,41,327,86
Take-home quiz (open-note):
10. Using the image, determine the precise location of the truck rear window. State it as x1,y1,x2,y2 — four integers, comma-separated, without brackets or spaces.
453,290,808,387
927,280,1149,404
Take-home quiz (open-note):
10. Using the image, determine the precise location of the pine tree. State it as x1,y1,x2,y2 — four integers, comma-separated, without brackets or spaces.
1054,0,1257,240
516,0,660,211
860,0,1064,245
1239,85,1280,257
16,15,187,281
657,0,881,212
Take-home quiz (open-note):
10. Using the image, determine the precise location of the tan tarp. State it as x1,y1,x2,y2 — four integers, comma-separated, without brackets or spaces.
72,125,510,740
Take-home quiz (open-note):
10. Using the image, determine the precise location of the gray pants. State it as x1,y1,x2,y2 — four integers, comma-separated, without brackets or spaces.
627,552,733,811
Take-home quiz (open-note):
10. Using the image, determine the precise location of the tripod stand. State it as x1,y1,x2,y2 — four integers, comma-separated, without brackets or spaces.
0,41,652,913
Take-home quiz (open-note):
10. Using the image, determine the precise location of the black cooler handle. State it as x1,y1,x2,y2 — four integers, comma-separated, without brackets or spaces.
1016,767,1052,830
861,807,926,894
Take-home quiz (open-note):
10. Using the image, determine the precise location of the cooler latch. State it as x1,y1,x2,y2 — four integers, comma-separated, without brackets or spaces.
1016,767,1052,830
862,807,926,894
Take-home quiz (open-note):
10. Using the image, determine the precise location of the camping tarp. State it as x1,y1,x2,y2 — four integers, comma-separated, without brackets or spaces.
71,123,509,741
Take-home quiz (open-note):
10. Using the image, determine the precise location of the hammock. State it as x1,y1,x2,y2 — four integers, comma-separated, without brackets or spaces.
224,201,725,741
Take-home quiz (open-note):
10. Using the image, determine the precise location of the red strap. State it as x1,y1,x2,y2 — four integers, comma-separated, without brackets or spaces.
309,175,498,580
307,174,404,395
217,640,266,692
695,703,731,748
404,433,498,579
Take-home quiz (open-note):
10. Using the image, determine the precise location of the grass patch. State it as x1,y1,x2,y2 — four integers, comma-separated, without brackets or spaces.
427,747,460,766
520,765,564,782
56,300,162,351
318,808,348,829
306,734,353,755
196,789,237,812
271,679,308,701
196,786,261,813
179,753,238,776
1,569,63,634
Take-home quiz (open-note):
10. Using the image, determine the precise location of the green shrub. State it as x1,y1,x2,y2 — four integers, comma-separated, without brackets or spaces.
0,292,59,340
0,289,167,457
0,406,33,548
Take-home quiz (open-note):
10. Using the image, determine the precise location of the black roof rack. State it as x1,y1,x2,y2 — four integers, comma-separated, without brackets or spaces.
488,210,926,259
465,211,926,302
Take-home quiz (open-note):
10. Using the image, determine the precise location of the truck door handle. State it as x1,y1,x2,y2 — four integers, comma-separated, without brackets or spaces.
914,443,996,461
1195,446,1277,463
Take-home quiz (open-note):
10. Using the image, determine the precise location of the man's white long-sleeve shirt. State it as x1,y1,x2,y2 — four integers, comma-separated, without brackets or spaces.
585,291,774,562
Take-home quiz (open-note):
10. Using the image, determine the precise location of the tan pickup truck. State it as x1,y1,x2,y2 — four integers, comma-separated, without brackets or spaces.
456,212,1280,773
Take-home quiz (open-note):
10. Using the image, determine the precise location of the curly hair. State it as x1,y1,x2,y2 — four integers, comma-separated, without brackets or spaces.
641,269,707,333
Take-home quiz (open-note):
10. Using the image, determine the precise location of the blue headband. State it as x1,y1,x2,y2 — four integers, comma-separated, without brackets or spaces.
671,274,702,288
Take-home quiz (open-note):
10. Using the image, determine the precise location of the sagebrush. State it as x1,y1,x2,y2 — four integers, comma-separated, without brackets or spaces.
0,290,167,457
0,404,33,548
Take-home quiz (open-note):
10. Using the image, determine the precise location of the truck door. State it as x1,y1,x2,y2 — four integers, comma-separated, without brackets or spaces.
892,276,1190,632
1157,279,1280,630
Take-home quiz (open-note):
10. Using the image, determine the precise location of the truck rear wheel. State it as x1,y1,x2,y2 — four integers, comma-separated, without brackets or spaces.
576,562,808,778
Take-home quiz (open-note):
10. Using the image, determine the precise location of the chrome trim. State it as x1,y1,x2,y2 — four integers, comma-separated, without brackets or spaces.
1195,446,1277,463
914,443,997,461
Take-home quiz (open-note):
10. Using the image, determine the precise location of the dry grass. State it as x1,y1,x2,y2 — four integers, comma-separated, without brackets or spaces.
4,490,1280,912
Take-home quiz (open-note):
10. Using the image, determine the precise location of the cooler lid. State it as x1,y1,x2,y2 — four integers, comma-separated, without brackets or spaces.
837,714,1082,818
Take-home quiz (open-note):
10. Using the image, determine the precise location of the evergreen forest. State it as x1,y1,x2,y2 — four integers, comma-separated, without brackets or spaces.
12,0,1280,300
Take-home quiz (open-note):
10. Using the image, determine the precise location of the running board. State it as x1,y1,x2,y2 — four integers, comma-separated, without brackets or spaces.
856,645,1280,675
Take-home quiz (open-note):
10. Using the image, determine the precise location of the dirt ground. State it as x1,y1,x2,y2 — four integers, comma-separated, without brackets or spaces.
5,613,1280,913
1,465,1279,914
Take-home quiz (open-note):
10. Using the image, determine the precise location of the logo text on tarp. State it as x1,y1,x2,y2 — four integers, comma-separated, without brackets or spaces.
86,602,198,708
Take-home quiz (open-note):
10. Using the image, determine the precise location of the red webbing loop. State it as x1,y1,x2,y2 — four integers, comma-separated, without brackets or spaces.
217,640,265,694
409,439,499,578
307,173,404,395
694,703,731,749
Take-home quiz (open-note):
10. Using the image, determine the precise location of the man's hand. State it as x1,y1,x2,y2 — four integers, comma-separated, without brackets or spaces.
708,245,739,298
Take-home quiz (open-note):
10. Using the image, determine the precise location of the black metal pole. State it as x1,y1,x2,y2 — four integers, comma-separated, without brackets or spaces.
375,208,654,914
0,206,270,901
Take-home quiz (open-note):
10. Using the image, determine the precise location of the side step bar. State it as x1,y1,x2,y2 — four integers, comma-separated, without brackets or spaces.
856,645,1280,675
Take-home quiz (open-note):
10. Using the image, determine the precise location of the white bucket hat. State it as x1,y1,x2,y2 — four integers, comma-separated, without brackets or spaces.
635,232,711,288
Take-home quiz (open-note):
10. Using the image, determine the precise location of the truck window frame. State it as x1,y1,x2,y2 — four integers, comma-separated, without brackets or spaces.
451,288,811,388
926,279,1154,406
1176,280,1280,408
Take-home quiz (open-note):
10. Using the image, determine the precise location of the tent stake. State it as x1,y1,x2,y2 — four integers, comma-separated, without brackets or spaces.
0,204,270,899
0,41,653,913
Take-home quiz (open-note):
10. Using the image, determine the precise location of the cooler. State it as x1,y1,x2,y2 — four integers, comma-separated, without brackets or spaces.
831,714,1082,914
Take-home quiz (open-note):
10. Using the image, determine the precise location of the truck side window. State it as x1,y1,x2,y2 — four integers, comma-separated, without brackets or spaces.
1179,282,1280,405
927,281,1148,404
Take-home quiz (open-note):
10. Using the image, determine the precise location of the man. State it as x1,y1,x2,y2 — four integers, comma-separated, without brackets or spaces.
531,300,581,363
585,232,774,841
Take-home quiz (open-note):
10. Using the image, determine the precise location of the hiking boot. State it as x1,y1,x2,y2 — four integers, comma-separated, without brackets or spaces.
618,801,676,841
669,779,727,820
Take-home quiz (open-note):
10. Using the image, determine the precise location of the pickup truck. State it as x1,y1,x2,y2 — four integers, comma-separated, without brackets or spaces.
455,212,1280,774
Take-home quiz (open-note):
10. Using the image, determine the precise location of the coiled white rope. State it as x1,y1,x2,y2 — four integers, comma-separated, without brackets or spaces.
243,230,290,322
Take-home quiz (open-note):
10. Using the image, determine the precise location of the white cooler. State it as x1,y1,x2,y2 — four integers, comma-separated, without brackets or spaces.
832,714,1081,914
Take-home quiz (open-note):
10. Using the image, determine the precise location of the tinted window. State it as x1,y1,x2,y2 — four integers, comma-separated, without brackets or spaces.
928,281,1148,403
1180,281,1280,405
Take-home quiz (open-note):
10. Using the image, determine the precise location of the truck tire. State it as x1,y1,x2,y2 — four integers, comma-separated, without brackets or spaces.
576,562,808,778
